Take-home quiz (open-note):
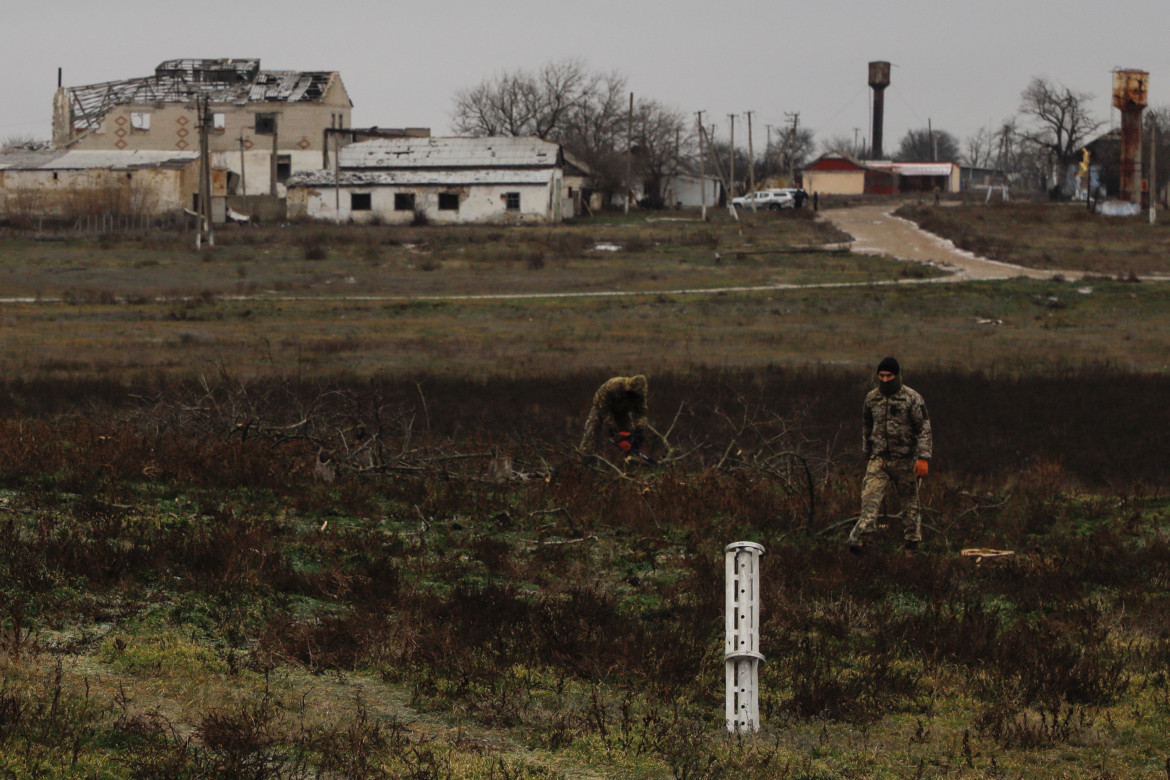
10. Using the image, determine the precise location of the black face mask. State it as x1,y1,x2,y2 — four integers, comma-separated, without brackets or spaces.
878,375,902,396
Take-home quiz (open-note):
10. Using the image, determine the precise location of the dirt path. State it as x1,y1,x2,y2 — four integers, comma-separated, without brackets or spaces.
822,203,1074,281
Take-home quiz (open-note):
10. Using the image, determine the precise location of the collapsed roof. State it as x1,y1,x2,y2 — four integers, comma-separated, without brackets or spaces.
62,59,343,133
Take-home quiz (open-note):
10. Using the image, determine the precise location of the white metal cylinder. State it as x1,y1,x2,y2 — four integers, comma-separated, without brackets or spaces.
725,541,765,733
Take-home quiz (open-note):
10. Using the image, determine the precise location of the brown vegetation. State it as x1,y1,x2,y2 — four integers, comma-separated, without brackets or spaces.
898,202,1170,276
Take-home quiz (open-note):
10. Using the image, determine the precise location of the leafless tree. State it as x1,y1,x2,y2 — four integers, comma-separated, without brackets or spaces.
760,127,815,185
963,127,998,169
896,128,960,162
818,133,869,160
1014,77,1103,194
452,59,603,139
452,60,690,208
628,99,694,207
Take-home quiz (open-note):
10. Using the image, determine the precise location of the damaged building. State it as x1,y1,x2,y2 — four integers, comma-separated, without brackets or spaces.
0,149,201,222
286,136,569,224
52,58,352,201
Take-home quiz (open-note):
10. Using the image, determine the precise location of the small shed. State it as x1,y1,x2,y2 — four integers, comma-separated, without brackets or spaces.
287,136,566,224
661,173,724,208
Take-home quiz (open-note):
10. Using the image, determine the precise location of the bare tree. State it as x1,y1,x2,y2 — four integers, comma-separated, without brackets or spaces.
963,127,998,169
707,139,752,196
453,60,690,208
896,128,960,162
628,99,693,207
555,72,631,202
819,133,869,160
1015,77,1103,194
451,59,604,139
761,127,815,185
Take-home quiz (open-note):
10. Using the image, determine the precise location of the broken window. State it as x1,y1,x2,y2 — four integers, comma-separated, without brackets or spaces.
255,113,276,135
438,193,459,211
351,193,372,211
394,193,415,211
276,155,291,184
213,113,226,132
505,191,520,211
130,112,151,131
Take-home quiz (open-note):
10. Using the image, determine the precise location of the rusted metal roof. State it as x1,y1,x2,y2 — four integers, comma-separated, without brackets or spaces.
338,137,562,170
0,149,198,171
63,59,342,132
287,168,556,188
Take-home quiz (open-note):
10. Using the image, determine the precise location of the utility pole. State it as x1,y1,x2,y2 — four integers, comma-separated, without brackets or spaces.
625,92,634,214
1150,118,1158,224
728,113,736,197
745,111,757,209
196,96,214,249
765,124,773,178
695,111,705,212
270,115,279,197
333,128,343,224
784,112,799,186
237,123,254,197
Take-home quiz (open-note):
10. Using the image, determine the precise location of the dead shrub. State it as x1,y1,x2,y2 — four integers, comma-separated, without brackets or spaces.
974,698,1094,749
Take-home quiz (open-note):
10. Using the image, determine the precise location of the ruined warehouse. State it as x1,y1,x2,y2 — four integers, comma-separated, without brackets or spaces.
53,59,352,199
0,149,200,219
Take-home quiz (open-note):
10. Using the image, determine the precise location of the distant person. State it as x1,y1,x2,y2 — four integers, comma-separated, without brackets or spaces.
847,357,932,555
580,375,649,456
812,192,819,212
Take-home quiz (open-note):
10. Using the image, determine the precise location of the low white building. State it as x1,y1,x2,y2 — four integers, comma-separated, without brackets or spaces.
662,173,723,208
286,136,565,224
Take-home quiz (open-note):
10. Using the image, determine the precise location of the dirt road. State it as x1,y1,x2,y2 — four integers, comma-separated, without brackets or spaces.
822,203,1068,281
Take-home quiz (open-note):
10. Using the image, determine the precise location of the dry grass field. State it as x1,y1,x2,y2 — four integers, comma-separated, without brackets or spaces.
898,201,1170,277
0,204,1168,778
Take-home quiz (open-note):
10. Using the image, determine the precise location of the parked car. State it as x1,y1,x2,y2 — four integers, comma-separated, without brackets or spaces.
776,188,809,208
731,189,795,210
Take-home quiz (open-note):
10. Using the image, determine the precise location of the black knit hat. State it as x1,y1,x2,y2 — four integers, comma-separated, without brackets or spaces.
876,356,900,375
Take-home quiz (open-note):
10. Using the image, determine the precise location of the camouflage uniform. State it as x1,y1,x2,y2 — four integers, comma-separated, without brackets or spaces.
580,375,648,450
849,379,932,545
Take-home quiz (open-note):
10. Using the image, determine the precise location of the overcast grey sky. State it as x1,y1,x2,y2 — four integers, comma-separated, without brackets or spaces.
5,0,1168,156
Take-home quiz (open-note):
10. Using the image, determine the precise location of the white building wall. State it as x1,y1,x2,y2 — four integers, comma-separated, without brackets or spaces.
291,180,562,224
212,149,322,196
664,176,722,208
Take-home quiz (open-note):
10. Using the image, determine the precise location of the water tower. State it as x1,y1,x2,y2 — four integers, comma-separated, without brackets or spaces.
1113,69,1148,203
869,61,891,159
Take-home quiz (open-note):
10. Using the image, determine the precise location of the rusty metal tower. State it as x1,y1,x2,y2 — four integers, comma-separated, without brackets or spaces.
1113,69,1148,203
869,61,891,159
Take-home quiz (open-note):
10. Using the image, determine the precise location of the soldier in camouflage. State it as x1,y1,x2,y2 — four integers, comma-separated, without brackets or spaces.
579,375,649,453
847,357,932,554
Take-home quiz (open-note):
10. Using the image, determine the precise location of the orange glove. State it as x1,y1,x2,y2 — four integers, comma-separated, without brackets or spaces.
914,459,929,478
617,439,633,453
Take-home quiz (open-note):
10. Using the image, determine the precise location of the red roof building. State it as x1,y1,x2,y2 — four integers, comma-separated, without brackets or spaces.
802,154,959,196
